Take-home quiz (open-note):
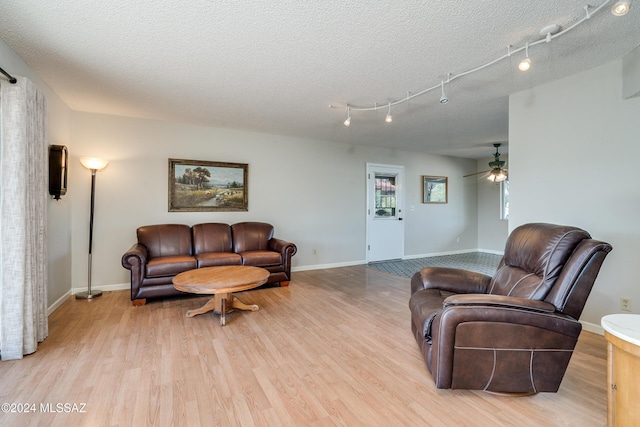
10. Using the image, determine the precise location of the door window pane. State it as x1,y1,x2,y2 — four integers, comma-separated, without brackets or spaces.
375,174,397,218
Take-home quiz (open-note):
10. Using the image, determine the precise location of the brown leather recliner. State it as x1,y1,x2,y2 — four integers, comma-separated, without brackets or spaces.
409,223,612,394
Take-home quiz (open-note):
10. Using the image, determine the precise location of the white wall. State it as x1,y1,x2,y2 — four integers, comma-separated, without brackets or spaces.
476,156,509,252
510,59,640,325
1,39,73,309
68,112,478,291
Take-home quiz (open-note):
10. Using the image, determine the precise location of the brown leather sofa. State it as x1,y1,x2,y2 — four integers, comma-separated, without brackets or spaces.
121,222,297,306
409,223,612,394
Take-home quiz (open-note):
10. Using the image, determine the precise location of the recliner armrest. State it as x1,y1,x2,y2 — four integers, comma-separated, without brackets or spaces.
411,268,492,295
443,294,556,313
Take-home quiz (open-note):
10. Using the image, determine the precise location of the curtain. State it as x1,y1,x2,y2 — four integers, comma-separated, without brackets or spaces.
0,77,48,360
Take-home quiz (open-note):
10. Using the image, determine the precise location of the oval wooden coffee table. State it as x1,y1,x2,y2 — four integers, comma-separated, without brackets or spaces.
172,265,269,326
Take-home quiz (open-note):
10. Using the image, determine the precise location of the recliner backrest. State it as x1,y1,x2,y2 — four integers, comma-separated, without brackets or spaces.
488,223,591,300
137,224,193,258
231,222,274,253
544,239,612,318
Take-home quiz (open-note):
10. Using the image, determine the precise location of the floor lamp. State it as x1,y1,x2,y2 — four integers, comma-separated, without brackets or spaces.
76,157,109,299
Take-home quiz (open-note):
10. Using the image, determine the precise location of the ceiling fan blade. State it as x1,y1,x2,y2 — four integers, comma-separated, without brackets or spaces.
464,170,490,178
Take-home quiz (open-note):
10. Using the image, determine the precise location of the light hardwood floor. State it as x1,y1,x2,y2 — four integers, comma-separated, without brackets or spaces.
0,266,607,426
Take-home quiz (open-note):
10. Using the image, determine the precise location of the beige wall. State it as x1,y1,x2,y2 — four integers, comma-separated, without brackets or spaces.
510,58,640,327
68,112,479,292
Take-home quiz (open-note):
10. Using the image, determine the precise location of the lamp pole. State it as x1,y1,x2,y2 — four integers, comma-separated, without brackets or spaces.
76,157,108,299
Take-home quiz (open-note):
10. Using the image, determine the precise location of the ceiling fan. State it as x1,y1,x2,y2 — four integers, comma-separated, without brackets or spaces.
464,143,508,183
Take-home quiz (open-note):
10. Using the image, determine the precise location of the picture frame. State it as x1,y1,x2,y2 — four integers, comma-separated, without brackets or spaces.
422,176,448,204
168,158,248,212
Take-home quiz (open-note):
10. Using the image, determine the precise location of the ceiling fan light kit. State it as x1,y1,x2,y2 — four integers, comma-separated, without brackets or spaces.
487,169,508,183
464,143,508,183
333,0,630,126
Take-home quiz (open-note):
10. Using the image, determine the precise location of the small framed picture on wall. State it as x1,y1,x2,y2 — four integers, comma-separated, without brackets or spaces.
422,176,448,204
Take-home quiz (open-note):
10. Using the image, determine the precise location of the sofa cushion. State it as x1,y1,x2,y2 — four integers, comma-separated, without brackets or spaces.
138,224,193,258
232,222,274,253
146,255,196,277
239,250,282,267
192,223,234,254
196,252,242,268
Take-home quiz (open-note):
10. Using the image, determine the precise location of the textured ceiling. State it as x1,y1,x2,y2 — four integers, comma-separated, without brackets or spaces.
0,0,638,158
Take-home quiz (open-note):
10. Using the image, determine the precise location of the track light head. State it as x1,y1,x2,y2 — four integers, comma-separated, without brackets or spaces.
385,103,393,123
440,81,449,104
518,57,532,71
518,43,531,71
612,1,630,16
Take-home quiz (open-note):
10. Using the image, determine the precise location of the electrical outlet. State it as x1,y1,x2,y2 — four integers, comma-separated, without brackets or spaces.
620,297,632,312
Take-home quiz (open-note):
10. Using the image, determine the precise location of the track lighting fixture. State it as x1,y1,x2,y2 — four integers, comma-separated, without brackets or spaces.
332,0,626,125
385,103,393,123
439,80,449,104
518,43,531,71
611,1,630,16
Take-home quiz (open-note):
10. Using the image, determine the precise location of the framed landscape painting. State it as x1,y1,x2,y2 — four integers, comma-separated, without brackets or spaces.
168,158,248,212
422,175,448,204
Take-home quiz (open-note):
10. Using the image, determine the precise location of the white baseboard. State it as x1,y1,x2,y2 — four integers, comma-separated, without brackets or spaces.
293,260,366,272
48,290,71,315
71,282,130,295
580,320,604,335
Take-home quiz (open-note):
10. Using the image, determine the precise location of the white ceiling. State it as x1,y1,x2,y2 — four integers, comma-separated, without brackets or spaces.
1,1,638,158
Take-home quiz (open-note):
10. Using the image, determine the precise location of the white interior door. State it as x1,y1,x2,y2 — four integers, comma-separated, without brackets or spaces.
366,163,404,262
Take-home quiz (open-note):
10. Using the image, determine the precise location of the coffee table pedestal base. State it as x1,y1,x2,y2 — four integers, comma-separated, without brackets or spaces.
186,293,259,326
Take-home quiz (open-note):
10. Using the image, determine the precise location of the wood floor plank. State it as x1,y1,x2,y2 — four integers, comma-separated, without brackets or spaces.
0,265,607,426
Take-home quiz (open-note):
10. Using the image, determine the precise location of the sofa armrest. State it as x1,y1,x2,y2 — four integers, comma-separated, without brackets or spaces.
443,294,556,313
411,268,492,295
269,238,298,258
122,243,148,301
122,243,148,270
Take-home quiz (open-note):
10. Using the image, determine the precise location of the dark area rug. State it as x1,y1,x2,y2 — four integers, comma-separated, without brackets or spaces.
367,252,501,278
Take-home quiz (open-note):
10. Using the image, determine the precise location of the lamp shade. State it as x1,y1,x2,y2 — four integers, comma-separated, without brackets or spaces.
80,157,109,171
